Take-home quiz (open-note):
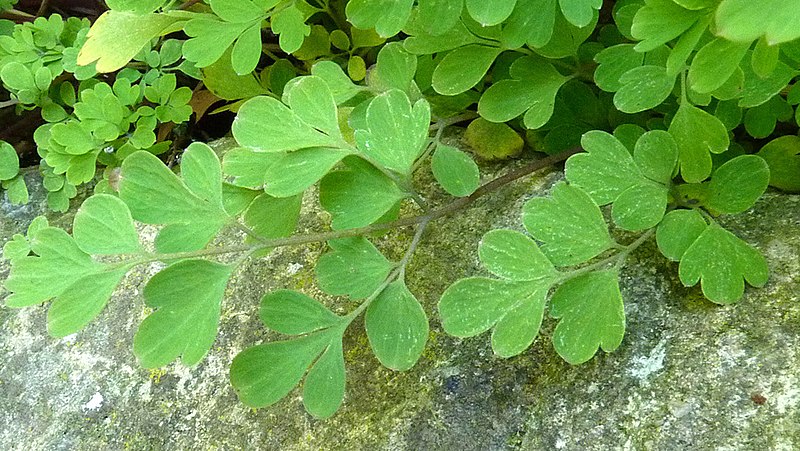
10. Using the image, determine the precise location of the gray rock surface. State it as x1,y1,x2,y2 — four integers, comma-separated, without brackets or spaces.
1,148,799,450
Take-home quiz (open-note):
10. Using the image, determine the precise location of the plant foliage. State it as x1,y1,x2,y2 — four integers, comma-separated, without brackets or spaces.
1,0,798,419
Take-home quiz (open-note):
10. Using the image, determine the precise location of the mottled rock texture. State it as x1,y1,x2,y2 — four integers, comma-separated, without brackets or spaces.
1,151,798,450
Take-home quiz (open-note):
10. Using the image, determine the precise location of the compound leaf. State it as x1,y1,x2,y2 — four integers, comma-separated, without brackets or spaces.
260,290,341,335
679,224,769,304
522,182,613,266
72,194,141,255
133,259,233,368
365,281,428,371
316,237,394,299
550,269,625,364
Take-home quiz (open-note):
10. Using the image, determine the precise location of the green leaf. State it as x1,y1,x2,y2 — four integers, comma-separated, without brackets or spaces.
365,281,428,371
106,0,166,13
78,11,187,73
614,65,676,113
222,147,276,188
0,141,19,181
302,339,345,419
550,269,625,364
668,103,729,183
202,47,269,100
756,135,800,192
631,0,703,52
209,0,267,22
320,158,408,229
656,209,709,261
263,147,352,197
354,90,431,175
593,44,643,93
133,259,233,367
432,45,502,96
479,229,557,282
47,268,130,338
311,61,365,104
232,96,341,152
183,19,248,68
243,193,302,241
751,37,780,78
466,0,516,26
4,228,101,308
1,62,35,91
688,38,749,94
260,290,341,335
705,155,770,214
502,0,557,48
633,130,679,185
282,75,342,141
611,183,668,231
315,237,394,299
478,56,568,128
72,194,141,255
2,175,28,205
230,330,334,408
371,42,417,94
558,0,602,28
271,4,310,54
522,182,614,266
430,144,480,197
345,0,414,37
716,0,800,45
416,0,463,35
679,224,769,304
231,23,263,75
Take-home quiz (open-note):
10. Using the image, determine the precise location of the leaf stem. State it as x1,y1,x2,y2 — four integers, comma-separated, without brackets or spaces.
554,229,656,284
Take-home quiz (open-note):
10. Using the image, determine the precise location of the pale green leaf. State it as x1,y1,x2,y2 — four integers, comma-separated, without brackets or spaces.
78,11,187,73
319,158,407,229
133,259,233,367
180,142,225,208
210,0,266,22
522,182,613,266
365,281,428,371
430,144,480,197
416,0,463,35
222,147,277,188
183,19,246,68
232,96,341,152
716,0,800,45
478,229,557,282
354,90,430,175
371,42,417,94
311,61,365,104
756,135,800,192
565,130,642,205
231,24,263,75
316,237,393,299
263,147,352,197
679,224,769,304
611,183,668,231
260,290,341,335
282,76,342,140
47,268,130,338
4,228,101,308
201,47,269,100
155,221,224,253
271,4,310,54
105,0,166,13
73,194,141,255
550,269,625,364
244,193,302,241
0,141,19,181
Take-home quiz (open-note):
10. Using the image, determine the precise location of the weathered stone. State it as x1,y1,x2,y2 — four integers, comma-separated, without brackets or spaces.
1,146,798,450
